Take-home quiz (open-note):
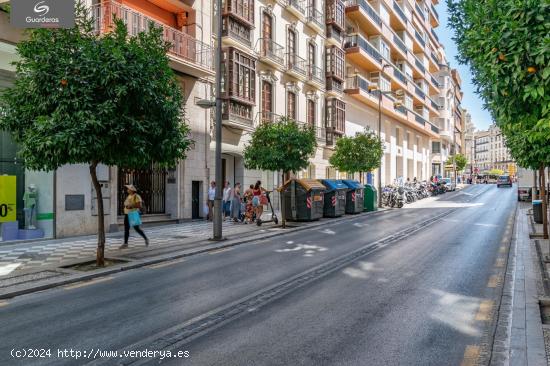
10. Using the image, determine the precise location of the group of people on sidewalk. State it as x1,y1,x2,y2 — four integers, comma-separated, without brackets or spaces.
207,180,267,224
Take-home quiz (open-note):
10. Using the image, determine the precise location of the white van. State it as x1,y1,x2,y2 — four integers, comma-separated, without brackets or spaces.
516,167,533,201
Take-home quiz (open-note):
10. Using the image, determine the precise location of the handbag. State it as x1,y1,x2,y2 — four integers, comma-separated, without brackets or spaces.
128,210,142,227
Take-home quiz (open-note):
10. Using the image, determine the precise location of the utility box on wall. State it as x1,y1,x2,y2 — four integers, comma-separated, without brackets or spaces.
91,181,111,216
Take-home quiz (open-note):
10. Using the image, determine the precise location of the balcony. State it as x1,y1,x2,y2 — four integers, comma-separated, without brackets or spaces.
222,106,254,130
326,78,344,95
390,1,407,30
344,75,380,107
431,28,439,43
286,53,307,79
345,0,382,34
256,111,281,125
414,85,426,99
429,3,439,27
392,66,408,88
257,38,285,68
307,6,325,33
415,2,426,21
222,19,253,49
415,113,426,126
91,1,214,77
414,56,426,74
326,25,345,46
307,64,325,86
344,34,383,71
429,98,440,110
414,29,426,50
284,0,306,19
430,124,440,133
430,51,439,66
393,34,408,55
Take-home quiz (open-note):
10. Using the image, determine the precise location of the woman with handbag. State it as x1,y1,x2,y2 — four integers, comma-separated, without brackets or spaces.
230,182,242,223
252,180,267,222
120,184,149,249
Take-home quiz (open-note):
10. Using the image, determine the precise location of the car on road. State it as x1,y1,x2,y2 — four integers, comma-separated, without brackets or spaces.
441,177,456,191
497,175,513,188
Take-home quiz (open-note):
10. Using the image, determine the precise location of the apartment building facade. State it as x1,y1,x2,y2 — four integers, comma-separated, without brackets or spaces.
342,0,446,185
462,108,476,174
1,0,217,240
474,124,515,174
1,0,463,241
430,65,463,177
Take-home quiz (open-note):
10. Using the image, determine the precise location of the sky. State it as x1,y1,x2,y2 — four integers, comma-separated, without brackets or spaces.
435,1,493,131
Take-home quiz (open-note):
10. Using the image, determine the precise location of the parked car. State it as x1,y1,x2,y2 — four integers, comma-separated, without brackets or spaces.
441,177,456,191
497,175,513,188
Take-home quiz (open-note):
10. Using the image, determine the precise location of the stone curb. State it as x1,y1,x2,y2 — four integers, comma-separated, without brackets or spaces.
0,208,391,300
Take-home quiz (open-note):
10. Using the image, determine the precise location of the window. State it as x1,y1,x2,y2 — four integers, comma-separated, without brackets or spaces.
432,141,441,153
261,81,273,119
307,99,316,126
224,48,256,103
326,46,345,80
287,91,297,120
326,0,345,30
225,0,255,24
380,76,391,92
326,98,345,134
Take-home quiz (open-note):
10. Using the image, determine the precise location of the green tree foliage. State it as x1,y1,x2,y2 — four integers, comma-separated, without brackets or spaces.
447,0,549,135
243,117,316,174
243,117,316,226
329,129,384,175
0,3,192,265
445,154,468,172
448,0,550,237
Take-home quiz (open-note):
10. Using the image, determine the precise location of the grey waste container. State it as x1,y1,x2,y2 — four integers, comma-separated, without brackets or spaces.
280,179,325,221
533,199,543,224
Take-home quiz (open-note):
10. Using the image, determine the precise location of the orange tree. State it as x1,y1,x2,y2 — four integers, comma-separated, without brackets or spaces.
448,0,550,237
0,3,192,265
243,117,316,226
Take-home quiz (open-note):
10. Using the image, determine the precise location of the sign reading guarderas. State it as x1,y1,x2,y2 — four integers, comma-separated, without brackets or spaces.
11,0,75,28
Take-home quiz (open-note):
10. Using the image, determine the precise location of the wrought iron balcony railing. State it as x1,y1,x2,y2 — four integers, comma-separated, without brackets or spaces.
307,6,325,30
91,2,213,72
286,53,307,77
258,38,285,66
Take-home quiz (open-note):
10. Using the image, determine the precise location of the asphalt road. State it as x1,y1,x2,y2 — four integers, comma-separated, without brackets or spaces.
0,184,516,366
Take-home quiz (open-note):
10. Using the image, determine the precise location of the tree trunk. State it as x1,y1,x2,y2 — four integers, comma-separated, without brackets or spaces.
540,165,548,240
90,162,106,267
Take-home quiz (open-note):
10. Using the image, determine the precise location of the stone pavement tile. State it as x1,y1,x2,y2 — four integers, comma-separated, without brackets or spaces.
0,219,272,275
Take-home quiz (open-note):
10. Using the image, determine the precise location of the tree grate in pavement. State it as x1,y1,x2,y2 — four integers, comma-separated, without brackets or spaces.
91,209,457,366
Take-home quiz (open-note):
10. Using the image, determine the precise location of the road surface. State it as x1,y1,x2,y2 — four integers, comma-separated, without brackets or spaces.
0,184,516,366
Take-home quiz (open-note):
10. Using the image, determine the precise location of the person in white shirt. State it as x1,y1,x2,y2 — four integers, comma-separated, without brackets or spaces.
222,181,232,219
207,181,216,221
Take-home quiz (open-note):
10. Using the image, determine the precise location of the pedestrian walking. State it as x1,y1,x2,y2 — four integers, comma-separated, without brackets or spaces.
120,184,149,249
223,181,232,219
244,184,255,224
252,180,266,221
207,181,215,221
230,182,242,222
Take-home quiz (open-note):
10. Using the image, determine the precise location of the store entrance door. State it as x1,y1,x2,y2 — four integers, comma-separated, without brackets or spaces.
118,164,166,215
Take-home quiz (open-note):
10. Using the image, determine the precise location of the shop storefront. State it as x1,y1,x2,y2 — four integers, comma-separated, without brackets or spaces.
0,42,55,242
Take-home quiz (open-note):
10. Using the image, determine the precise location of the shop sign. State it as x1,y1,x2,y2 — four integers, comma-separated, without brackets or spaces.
0,176,16,222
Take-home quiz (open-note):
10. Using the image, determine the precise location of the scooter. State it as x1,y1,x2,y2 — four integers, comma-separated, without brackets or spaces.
257,191,279,226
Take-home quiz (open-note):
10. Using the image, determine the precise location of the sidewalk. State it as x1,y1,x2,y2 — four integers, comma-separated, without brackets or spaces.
496,202,548,366
0,215,280,277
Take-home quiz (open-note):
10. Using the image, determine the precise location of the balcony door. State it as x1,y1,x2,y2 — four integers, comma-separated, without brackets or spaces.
287,91,296,120
262,12,272,56
287,29,297,67
261,81,273,122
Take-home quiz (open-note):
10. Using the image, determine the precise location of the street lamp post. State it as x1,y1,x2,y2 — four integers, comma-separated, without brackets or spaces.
370,64,393,208
197,0,224,240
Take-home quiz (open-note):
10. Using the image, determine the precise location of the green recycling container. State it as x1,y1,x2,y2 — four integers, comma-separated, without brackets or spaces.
364,184,377,212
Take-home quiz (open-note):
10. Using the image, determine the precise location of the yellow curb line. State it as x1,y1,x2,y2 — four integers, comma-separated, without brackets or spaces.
461,345,480,366
475,300,494,321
